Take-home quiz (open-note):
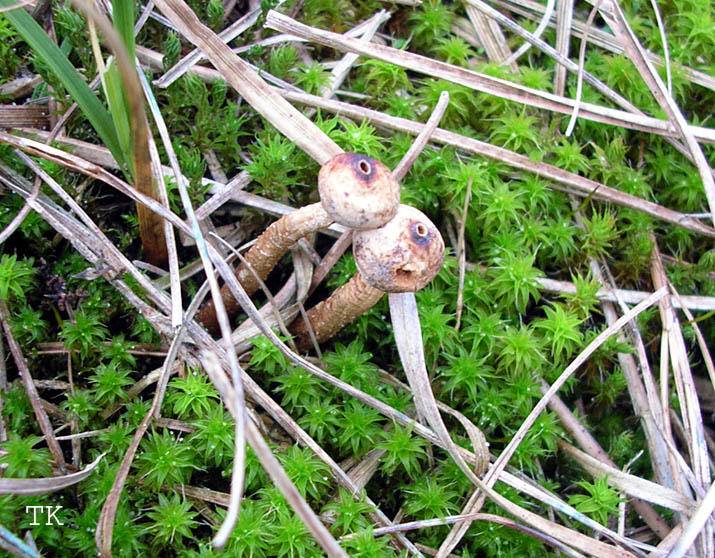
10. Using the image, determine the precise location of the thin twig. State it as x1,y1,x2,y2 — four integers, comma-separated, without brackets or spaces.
454,178,471,330
0,300,66,471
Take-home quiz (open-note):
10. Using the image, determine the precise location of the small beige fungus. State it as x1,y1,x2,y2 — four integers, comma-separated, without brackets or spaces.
197,153,400,331
291,205,444,348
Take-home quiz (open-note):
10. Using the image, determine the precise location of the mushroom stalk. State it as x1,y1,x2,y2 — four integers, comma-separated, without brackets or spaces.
291,272,383,349
291,205,445,349
197,153,400,332
197,203,332,330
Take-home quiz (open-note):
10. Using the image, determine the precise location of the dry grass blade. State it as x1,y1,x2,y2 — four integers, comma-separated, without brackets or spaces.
464,4,518,69
277,91,715,238
0,454,104,495
0,176,39,244
667,480,715,558
670,290,715,392
455,178,471,330
389,292,489,478
0,300,66,472
318,10,390,99
536,276,715,312
0,75,42,99
0,525,40,558
153,0,341,164
559,440,693,513
553,0,574,95
154,7,260,88
502,0,555,64
0,105,49,129
436,288,667,557
74,0,169,265
393,91,450,181
265,11,715,143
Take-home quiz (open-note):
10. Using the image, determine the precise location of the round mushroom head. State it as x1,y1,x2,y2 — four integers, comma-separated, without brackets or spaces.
318,153,400,230
353,205,445,293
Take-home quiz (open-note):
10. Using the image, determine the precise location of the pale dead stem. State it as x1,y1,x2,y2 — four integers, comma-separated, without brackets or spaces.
265,11,715,143
535,276,715,311
0,170,39,244
501,0,555,65
454,176,471,331
464,4,518,70
667,481,715,558
553,0,574,96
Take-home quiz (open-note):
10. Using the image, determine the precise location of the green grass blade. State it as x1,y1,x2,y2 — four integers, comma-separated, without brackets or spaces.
111,0,136,60
0,1,126,169
103,62,133,175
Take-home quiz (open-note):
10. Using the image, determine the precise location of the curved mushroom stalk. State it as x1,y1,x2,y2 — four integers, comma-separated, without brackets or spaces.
196,203,332,330
291,273,383,348
197,153,400,332
291,205,445,349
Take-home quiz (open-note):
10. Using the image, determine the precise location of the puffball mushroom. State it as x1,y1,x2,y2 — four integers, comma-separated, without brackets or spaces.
197,153,400,331
291,205,445,349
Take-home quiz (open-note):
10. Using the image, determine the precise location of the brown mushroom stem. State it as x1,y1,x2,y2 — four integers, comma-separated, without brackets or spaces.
291,272,383,349
197,203,332,331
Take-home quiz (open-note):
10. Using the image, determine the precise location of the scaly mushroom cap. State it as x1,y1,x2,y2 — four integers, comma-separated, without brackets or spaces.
353,205,445,293
318,153,400,230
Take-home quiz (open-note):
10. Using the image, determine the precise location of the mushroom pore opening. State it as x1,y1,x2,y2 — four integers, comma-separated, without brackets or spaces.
358,159,371,175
